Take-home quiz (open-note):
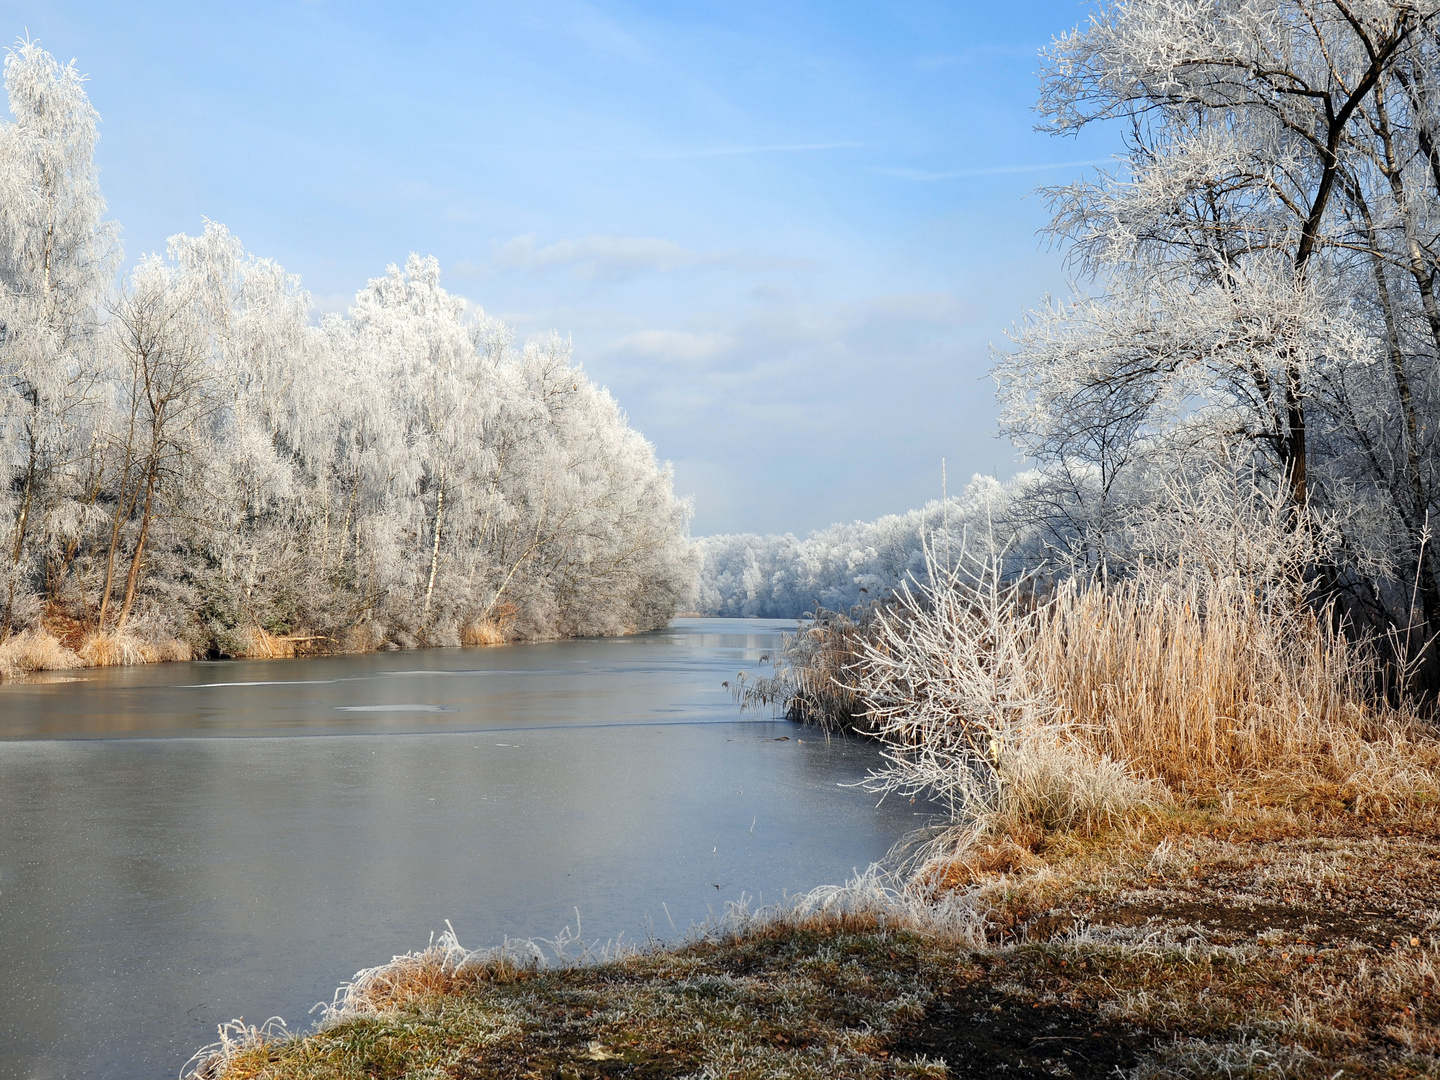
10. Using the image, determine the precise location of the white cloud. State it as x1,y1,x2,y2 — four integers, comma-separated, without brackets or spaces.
580,288,1000,534
872,158,1114,181
608,329,732,364
475,233,813,282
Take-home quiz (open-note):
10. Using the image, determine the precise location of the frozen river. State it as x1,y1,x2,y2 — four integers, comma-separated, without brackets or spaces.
0,619,925,1079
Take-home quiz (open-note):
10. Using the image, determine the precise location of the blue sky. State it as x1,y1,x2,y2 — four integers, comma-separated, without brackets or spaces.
1,1,1117,535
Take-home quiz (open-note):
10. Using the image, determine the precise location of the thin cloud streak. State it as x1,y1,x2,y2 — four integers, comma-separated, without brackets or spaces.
455,233,816,282
648,141,869,159
874,158,1115,181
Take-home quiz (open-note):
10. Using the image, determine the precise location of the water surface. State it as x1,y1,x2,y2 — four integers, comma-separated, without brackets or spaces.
0,619,926,1080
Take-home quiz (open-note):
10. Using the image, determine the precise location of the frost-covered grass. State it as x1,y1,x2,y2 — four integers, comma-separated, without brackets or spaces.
184,818,1440,1080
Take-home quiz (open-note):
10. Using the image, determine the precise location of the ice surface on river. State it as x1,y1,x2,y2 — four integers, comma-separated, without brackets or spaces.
0,620,928,1080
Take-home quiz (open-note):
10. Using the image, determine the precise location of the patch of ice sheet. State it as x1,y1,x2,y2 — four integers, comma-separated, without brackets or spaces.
180,679,348,688
381,669,561,677
333,703,456,713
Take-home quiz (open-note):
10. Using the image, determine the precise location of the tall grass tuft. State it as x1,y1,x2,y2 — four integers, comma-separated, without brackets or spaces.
1033,576,1419,796
0,628,84,680
733,605,877,730
855,552,1162,853
77,630,192,667
462,602,518,647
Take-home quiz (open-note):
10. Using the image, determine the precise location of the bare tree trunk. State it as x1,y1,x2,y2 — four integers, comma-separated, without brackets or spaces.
95,415,142,632
422,467,446,622
2,430,39,641
1365,79,1440,660
1279,21,1414,506
115,465,158,631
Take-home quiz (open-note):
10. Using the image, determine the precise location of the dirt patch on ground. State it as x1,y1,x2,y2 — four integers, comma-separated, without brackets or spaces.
1101,896,1430,949
891,984,1155,1078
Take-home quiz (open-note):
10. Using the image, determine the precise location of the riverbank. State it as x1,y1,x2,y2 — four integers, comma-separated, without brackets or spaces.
0,613,540,682
186,795,1440,1080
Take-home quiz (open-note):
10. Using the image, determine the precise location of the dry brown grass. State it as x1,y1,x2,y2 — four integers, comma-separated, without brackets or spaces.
77,630,191,667
77,630,149,667
0,624,195,679
1033,578,1440,809
0,628,84,680
238,627,298,659
461,603,517,647
845,555,1440,865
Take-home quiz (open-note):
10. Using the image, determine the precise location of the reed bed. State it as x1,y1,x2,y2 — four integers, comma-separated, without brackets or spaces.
76,630,192,667
1034,578,1429,801
0,625,188,678
238,627,299,659
460,619,509,647
461,602,518,647
732,604,876,729
783,543,1440,873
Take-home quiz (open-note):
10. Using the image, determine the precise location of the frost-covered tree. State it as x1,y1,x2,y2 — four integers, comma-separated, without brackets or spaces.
95,255,219,632
0,37,118,637
0,39,695,660
995,0,1440,673
694,475,1032,619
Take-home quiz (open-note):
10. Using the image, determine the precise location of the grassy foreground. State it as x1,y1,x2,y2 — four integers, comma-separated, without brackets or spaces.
190,801,1439,1080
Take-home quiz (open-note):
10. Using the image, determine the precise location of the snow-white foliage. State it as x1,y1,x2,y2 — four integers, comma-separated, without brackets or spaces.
704,0,1440,644
693,475,1031,618
1000,0,1440,649
0,40,694,650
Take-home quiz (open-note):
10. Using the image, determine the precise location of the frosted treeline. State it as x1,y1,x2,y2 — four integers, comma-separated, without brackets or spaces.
693,476,1030,618
0,41,693,656
694,459,1336,619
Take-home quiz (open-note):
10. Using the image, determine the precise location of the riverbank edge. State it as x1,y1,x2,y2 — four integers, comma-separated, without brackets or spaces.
186,804,1440,1080
0,615,655,682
